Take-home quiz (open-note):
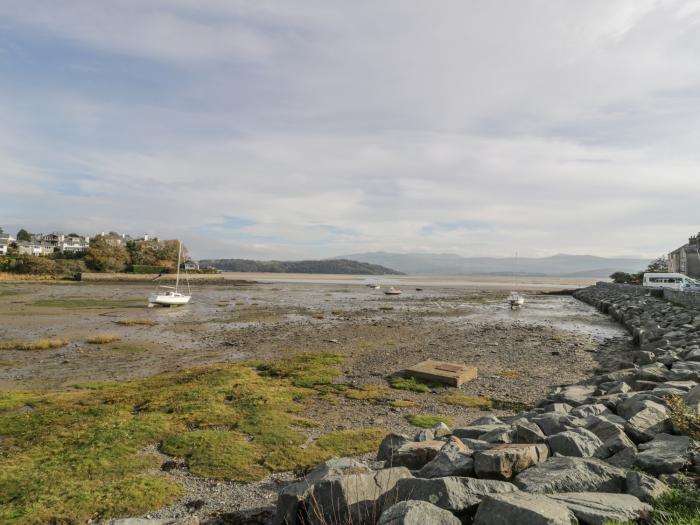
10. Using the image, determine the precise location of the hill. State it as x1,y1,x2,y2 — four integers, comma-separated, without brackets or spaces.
334,252,649,276
198,258,403,275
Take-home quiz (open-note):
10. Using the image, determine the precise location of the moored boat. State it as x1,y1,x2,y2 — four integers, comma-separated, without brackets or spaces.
384,287,402,295
148,241,192,307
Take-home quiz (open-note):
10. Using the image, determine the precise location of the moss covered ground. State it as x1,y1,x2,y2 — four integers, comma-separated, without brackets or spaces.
0,352,384,524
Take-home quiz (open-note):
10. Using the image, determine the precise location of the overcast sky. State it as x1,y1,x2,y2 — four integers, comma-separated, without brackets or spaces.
1,1,699,259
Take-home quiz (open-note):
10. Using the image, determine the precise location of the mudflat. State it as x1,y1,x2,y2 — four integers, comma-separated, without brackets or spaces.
0,279,627,521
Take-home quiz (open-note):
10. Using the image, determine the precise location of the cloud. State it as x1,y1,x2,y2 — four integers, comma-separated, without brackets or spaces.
0,1,699,259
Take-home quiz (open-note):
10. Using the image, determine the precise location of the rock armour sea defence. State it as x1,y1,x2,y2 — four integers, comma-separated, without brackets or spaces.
273,283,698,524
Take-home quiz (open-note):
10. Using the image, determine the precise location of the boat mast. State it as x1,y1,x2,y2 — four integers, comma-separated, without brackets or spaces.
175,241,182,293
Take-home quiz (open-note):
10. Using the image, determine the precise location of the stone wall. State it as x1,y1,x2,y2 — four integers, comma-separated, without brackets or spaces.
664,289,700,310
270,282,699,525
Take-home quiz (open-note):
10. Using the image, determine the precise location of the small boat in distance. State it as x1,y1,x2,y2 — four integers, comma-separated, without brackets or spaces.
507,251,525,309
366,283,381,289
384,287,402,295
148,241,191,307
508,291,524,309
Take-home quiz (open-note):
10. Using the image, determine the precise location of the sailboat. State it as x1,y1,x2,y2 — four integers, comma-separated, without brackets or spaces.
148,241,192,307
508,251,525,309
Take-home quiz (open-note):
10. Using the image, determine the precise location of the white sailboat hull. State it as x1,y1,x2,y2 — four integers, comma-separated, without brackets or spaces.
148,293,191,306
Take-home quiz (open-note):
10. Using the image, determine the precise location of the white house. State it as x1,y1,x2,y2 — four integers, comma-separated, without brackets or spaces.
0,233,15,256
60,235,90,254
17,242,54,256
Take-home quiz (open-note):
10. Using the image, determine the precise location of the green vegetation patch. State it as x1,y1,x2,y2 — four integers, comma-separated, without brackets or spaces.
0,352,353,524
441,392,493,409
389,376,436,393
0,289,21,297
116,319,158,326
406,414,454,428
31,297,143,309
256,352,343,387
391,399,417,408
343,385,390,401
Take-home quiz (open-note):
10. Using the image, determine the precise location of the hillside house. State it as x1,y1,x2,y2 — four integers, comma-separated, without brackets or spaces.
0,233,15,255
668,232,700,278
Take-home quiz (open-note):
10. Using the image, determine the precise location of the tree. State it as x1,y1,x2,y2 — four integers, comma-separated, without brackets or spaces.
84,235,129,272
610,271,641,284
0,226,3,234
16,229,31,242
14,255,57,275
646,256,669,273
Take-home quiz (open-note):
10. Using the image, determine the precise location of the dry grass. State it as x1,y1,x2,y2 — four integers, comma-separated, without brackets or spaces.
0,273,58,281
86,334,122,344
116,319,158,326
440,392,493,409
0,338,67,351
496,370,521,378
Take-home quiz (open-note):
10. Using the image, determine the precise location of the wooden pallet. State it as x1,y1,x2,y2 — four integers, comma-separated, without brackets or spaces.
404,359,478,387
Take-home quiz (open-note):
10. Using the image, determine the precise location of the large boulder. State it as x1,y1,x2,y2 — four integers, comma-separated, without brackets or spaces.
513,420,546,443
453,424,510,440
378,433,412,461
274,458,372,525
547,492,651,525
390,441,446,469
473,444,549,480
584,416,636,457
472,492,577,525
417,449,474,478
625,471,669,504
385,476,517,515
276,466,411,525
546,428,607,458
513,456,627,494
623,401,671,443
635,433,691,475
377,500,460,525
548,385,597,406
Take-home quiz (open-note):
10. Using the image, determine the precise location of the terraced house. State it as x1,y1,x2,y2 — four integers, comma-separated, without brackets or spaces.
668,232,700,278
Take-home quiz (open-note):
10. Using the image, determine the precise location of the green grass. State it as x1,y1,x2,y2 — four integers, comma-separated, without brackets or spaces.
256,352,343,387
343,385,390,401
0,352,377,524
440,392,493,409
406,414,454,428
390,399,417,408
0,289,21,297
603,483,700,525
31,297,143,309
389,376,436,393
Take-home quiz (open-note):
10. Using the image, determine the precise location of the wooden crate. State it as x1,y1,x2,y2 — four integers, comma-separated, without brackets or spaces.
404,359,478,387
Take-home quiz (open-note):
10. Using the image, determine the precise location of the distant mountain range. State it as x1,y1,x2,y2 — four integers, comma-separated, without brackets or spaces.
199,258,403,275
333,252,650,277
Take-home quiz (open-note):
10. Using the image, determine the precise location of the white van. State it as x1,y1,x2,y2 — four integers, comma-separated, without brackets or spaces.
642,272,700,290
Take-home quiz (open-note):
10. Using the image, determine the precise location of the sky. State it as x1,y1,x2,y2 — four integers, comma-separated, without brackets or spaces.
1,1,699,260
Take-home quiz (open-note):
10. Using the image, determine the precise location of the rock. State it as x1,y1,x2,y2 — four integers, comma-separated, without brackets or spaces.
625,470,670,504
386,476,517,514
433,422,452,438
290,467,412,525
616,395,664,420
479,427,514,444
549,385,597,406
605,447,637,469
473,443,549,480
440,436,468,453
416,429,435,442
570,404,609,419
459,438,493,451
547,492,651,525
513,420,546,443
546,428,607,458
390,441,446,469
468,415,504,425
585,416,636,457
274,458,372,525
453,424,509,440
530,413,574,436
513,456,627,494
377,500,461,525
378,433,411,461
543,403,574,414
624,401,671,443
606,381,632,394
685,384,700,411
417,449,474,478
473,492,577,525
635,433,691,475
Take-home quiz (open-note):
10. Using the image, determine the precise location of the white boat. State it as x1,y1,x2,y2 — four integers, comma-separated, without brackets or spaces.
508,291,524,309
366,283,381,289
148,241,191,307
384,287,402,295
